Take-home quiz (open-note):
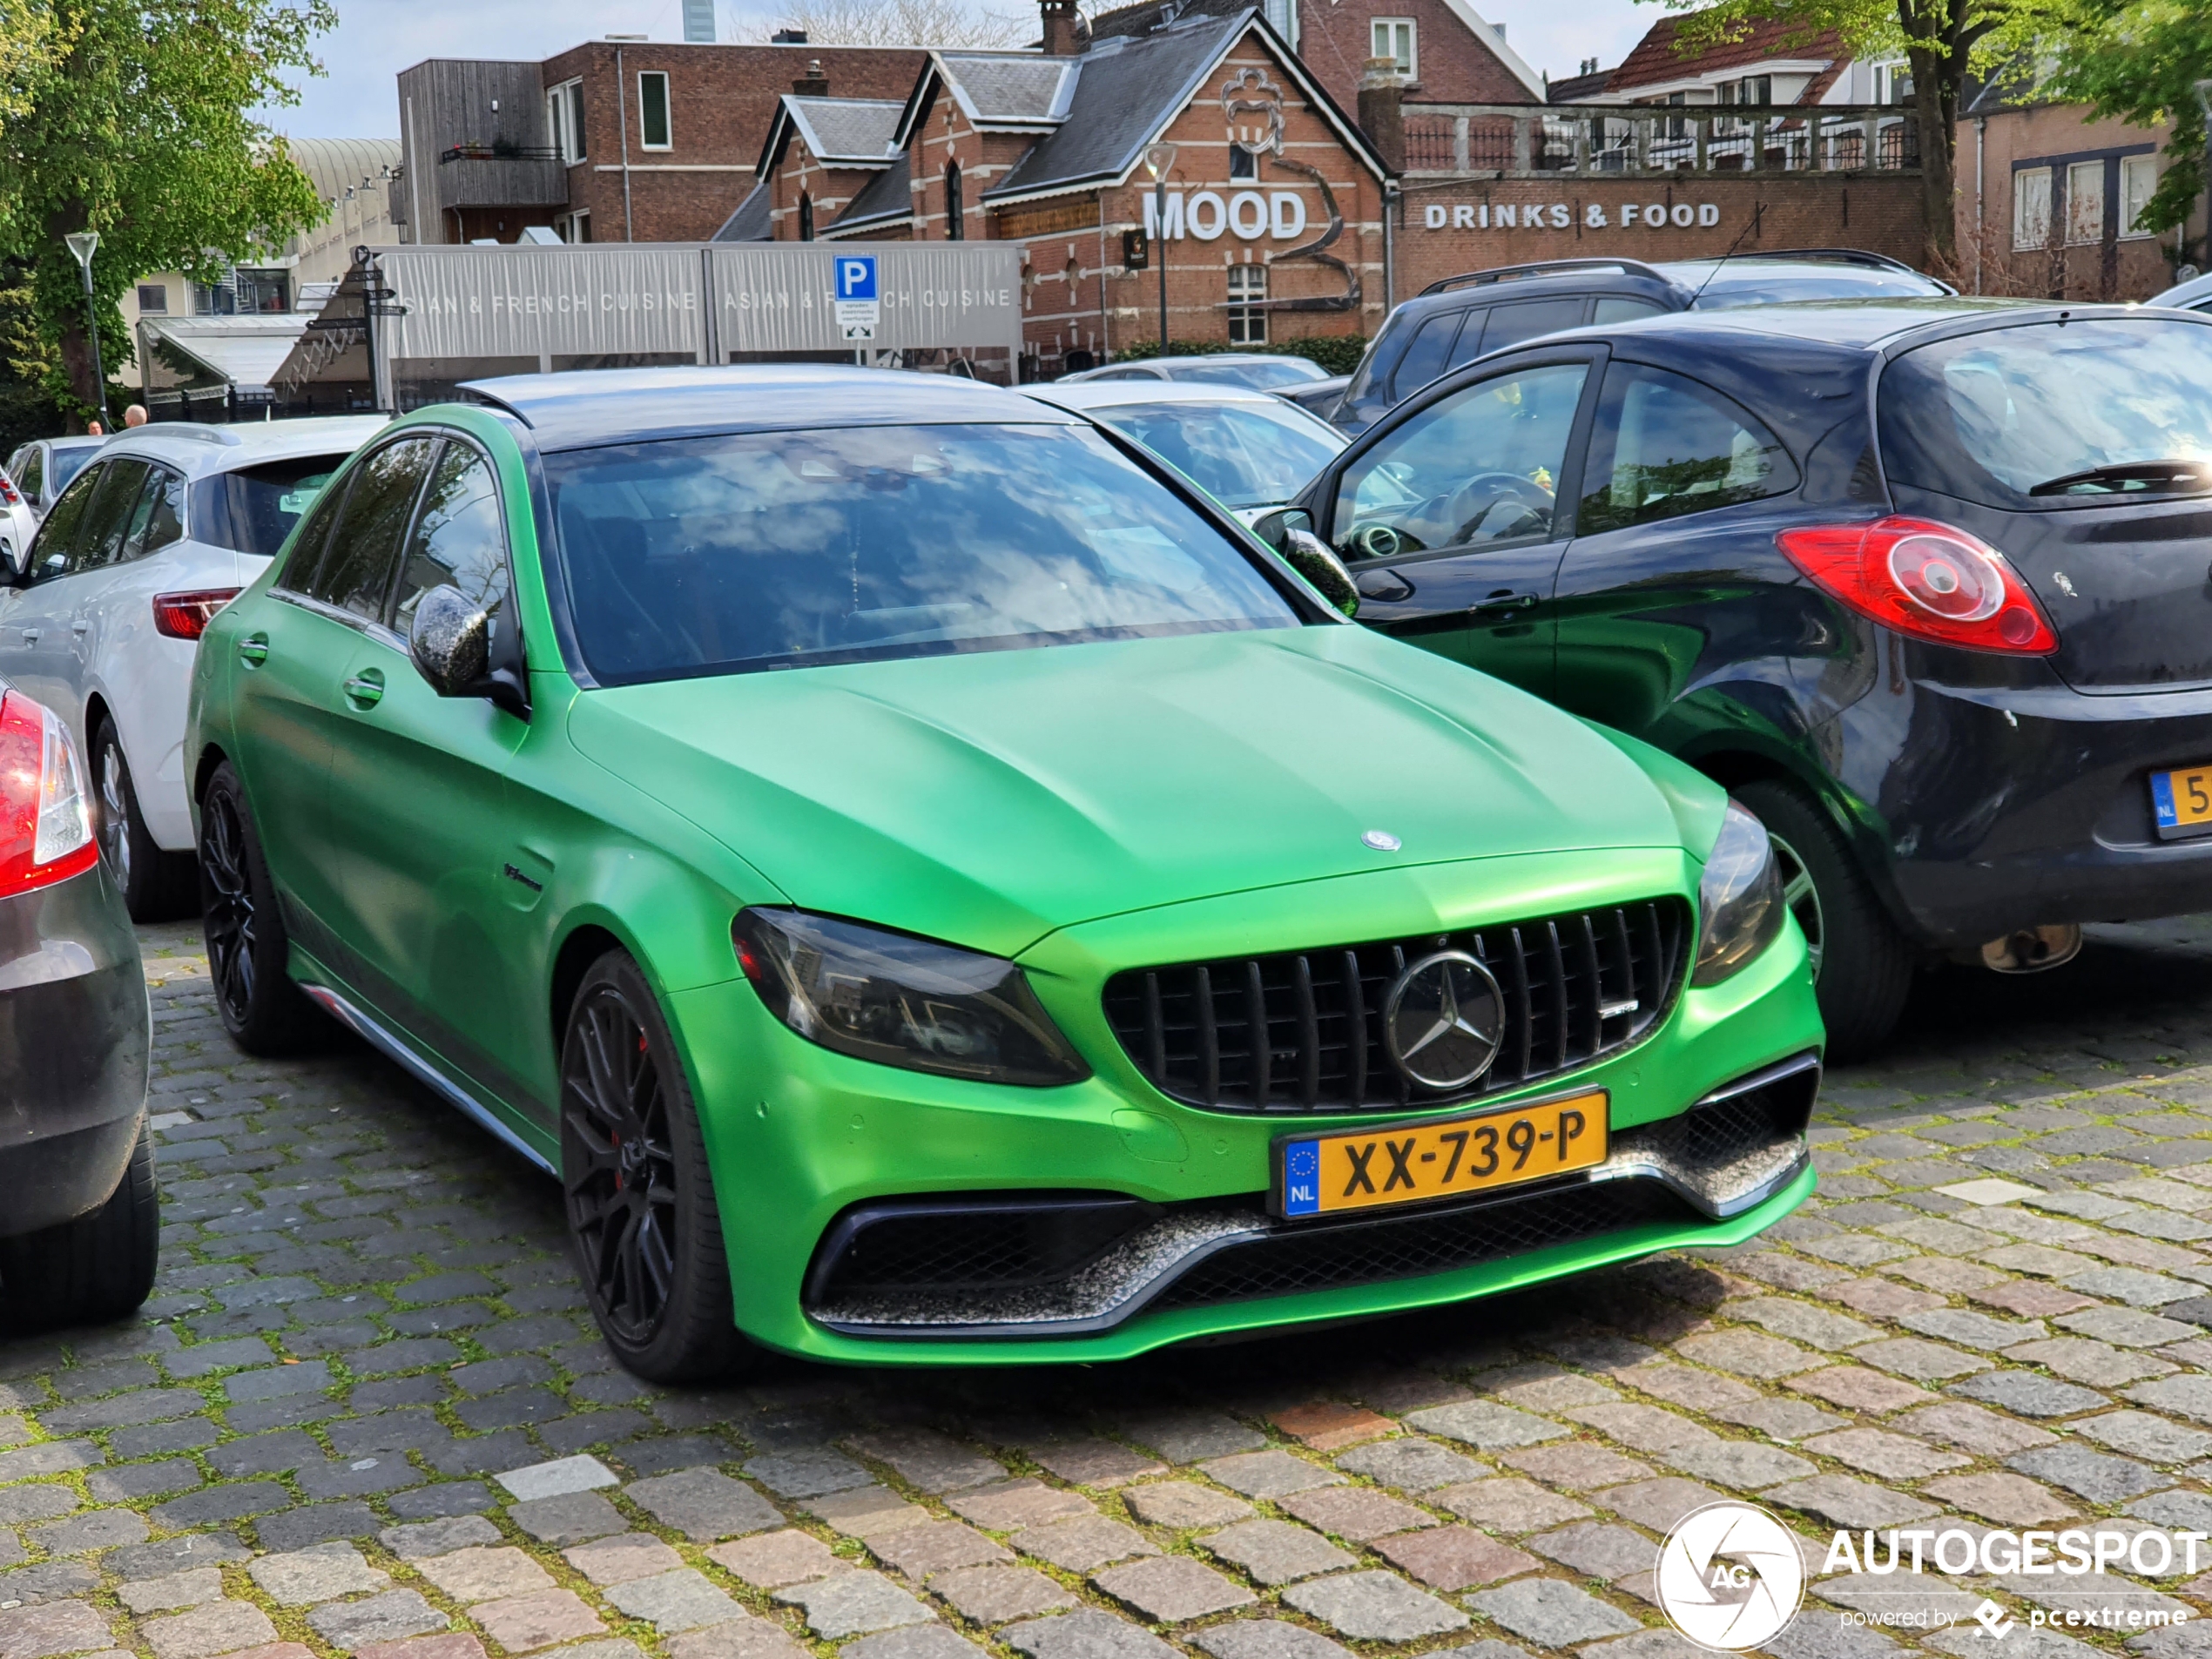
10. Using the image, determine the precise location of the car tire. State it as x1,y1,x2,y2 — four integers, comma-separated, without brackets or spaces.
198,760,323,1055
0,1122,159,1327
560,950,754,1383
1734,779,1913,1063
93,717,196,922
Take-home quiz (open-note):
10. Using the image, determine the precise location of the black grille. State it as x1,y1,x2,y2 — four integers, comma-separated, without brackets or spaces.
1156,1179,1689,1310
805,1193,1157,1305
1102,899,1689,1114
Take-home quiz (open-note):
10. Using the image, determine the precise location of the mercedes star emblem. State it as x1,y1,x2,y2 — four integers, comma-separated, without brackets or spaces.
1382,949,1505,1089
1362,829,1401,851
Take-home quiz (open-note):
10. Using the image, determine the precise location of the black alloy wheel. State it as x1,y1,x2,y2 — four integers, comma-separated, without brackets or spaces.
93,718,196,921
199,783,256,1026
197,762,320,1055
1769,830,1825,981
95,729,132,893
559,951,750,1381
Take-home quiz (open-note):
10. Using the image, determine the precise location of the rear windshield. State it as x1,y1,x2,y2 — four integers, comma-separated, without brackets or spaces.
1168,359,1326,389
1879,318,2212,509
50,447,96,490
1085,400,1344,509
545,422,1298,684
1688,269,1948,309
192,455,351,556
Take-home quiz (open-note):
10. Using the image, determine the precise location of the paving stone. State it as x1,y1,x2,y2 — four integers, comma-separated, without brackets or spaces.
1091,1555,1257,1622
0,1563,98,1608
1434,1478,1591,1532
1197,1451,1345,1499
1917,1473,2074,1526
381,1518,502,1560
1798,1428,1971,1480
1201,1519,1354,1585
1467,1578,1638,1646
1662,1441,1815,1490
1281,1570,1468,1642
1190,1621,1354,1659
1671,1331,1821,1378
773,1571,937,1639
2003,1339,2174,1387
843,1432,1004,1494
1403,1402,1570,1450
1498,1444,1654,1490
468,1592,605,1652
2128,1375,2212,1423
946,1481,1093,1533
1762,1476,1939,1529
248,1543,393,1605
806,1487,933,1540
867,1521,1011,1581
1022,1441,1164,1489
1124,1483,1252,1530
509,1492,627,1545
624,1470,780,1542
605,1570,747,1634
1277,1487,1435,1542
1734,1298,1883,1352
2072,1410,2212,1465
259,1501,383,1551
26,1509,144,1555
108,1535,250,1581
1592,1480,1732,1535
2057,1306,2202,1346
1115,1412,1266,1465
496,1456,618,1502
1327,1442,1486,1495
307,1594,451,1652
1530,1522,1656,1582
705,1531,843,1589
1009,1517,1157,1573
1786,1368,1932,1413
414,1547,554,1604
118,1570,227,1615
1561,1404,1719,1453
1892,1402,2056,1457
1851,1339,1993,1381
86,1460,201,1502
143,1602,273,1659
744,1451,873,1500
1270,1404,1396,1452
1000,1609,1178,1659
1951,1371,2110,1418
565,1533,686,1587
926,1566,1076,1624
1372,1526,1536,1590
836,1629,979,1659
2006,1443,2165,1502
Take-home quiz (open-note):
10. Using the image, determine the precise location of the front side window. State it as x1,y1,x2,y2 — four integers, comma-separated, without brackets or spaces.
544,422,1298,683
1227,264,1267,346
1880,317,2212,509
1371,17,1414,75
1332,363,1588,562
2067,159,2107,246
639,71,671,150
1089,399,1342,509
393,442,511,634
2014,167,2052,249
1577,363,1793,535
306,438,435,621
25,462,103,581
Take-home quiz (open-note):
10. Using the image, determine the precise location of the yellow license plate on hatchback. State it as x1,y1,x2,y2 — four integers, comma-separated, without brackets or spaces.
2152,765,2212,840
1277,1089,1608,1218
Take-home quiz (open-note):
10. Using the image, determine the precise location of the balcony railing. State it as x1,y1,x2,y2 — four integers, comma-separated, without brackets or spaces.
1401,102,1919,178
439,142,562,164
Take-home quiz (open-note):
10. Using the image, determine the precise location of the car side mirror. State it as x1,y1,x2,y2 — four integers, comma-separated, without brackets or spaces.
408,583,533,721
1251,508,1358,619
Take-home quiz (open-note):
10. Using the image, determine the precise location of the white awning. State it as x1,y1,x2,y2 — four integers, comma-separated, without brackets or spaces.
139,315,311,394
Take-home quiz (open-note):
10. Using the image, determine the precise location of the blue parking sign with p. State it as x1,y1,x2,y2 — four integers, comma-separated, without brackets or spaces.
836,256,878,301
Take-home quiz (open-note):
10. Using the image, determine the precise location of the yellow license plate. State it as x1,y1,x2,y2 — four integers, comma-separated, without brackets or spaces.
2153,765,2212,840
1277,1090,1608,1218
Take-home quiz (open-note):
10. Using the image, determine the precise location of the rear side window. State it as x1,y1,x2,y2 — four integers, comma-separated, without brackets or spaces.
15,450,40,498
307,438,435,621
1576,363,1795,535
1595,296,1669,325
133,467,188,557
78,459,152,570
192,454,355,557
1390,308,1473,401
1479,298,1588,355
1880,318,2212,509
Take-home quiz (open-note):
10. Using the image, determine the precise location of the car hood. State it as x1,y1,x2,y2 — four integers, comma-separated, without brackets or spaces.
565,624,1694,958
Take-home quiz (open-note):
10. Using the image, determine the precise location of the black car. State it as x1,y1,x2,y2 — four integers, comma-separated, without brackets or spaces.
1326,251,1953,435
0,680,156,1325
1266,298,2212,1056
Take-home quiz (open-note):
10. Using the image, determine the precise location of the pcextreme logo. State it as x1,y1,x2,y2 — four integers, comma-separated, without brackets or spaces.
1656,1502,1806,1650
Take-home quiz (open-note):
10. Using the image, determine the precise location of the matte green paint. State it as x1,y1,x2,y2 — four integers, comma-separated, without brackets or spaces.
188,401,1825,1365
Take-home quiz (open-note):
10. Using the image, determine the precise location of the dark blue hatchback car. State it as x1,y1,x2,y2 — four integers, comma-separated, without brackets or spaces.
1277,298,2212,1055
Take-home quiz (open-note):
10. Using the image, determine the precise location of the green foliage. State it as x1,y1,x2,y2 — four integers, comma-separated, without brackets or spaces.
0,0,334,421
0,262,60,458
1111,335,1366,374
2047,0,2208,243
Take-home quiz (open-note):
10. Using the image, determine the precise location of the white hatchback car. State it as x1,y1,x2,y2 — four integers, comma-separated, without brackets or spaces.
0,416,388,918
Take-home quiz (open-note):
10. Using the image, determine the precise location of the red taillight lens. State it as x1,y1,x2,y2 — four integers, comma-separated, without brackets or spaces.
0,475,20,506
1777,516,2057,655
152,588,242,641
0,690,97,898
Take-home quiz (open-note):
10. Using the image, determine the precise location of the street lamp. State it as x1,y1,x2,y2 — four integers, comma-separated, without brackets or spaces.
63,233,110,431
1143,141,1177,355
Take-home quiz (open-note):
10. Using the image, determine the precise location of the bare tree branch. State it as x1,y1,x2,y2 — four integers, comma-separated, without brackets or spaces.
731,0,1028,47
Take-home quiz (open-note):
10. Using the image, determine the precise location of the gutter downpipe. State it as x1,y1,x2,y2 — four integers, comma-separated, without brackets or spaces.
619,48,636,242
1383,178,1398,311
405,95,425,242
1973,116,1985,294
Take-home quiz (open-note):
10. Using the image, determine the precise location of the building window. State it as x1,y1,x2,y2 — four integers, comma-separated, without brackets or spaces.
798,192,814,240
1229,143,1258,179
1737,74,1772,105
1870,62,1911,105
1228,262,1267,345
135,284,168,314
945,161,964,239
1371,18,1414,76
235,268,291,314
548,79,587,165
2013,167,2052,250
558,210,591,243
2066,158,2106,245
2121,154,2157,239
638,71,671,150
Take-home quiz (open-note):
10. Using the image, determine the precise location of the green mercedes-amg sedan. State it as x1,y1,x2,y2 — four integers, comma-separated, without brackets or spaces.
186,366,1822,1380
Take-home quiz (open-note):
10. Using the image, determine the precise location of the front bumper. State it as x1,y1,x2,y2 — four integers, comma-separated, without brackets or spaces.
676,847,1824,1364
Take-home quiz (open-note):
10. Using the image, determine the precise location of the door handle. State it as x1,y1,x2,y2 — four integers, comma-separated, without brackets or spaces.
342,669,385,708
71,620,88,635
1471,590,1539,616
20,628,38,644
238,634,269,667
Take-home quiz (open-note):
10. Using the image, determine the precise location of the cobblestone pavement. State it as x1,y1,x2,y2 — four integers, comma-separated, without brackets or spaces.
17,921,2212,1659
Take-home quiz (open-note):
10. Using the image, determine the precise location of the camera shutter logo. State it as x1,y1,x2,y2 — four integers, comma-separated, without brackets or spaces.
1656,1501,1804,1651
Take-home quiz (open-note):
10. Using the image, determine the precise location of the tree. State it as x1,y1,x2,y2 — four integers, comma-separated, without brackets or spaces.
2047,0,2209,258
740,0,1026,46
0,0,334,423
1654,0,2075,269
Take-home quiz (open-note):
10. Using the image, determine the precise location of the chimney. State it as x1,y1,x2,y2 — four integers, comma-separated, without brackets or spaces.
793,57,828,95
1041,0,1081,55
1358,57,1404,174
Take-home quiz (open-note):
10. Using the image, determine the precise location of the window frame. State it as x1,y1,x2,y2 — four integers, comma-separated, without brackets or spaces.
549,78,588,165
2065,158,2107,246
637,70,672,152
2121,154,2158,240
1572,355,1800,538
135,284,169,315
1227,262,1268,346
1370,17,1415,76
2013,166,2053,251
386,432,517,642
274,434,439,638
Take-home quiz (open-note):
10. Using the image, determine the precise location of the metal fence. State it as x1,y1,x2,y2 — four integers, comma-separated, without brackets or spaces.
1402,103,1919,177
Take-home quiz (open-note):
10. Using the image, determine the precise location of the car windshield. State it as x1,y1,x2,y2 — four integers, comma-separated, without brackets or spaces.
1087,400,1345,508
194,455,351,556
1683,268,1947,309
545,422,1300,683
1170,359,1326,388
1878,318,2212,509
50,447,97,490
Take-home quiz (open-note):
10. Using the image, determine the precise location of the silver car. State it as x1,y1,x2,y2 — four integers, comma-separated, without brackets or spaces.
6,436,108,520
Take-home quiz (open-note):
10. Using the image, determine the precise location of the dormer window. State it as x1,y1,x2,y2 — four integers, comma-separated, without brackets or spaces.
1229,143,1258,180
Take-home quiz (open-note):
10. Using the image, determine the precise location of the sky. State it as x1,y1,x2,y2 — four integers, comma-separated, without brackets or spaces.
260,0,1656,140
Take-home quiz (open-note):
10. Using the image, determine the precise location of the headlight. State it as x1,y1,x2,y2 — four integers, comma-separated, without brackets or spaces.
1692,801,1785,986
733,907,1089,1087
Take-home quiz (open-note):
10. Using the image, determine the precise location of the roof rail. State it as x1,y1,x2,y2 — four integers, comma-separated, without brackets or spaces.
1717,247,1924,273
1418,257,1676,297
138,423,240,445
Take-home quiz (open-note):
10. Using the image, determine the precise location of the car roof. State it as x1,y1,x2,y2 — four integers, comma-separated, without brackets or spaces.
98,415,390,476
1557,294,2071,353
457,365,1078,453
2152,272,2212,310
1025,381,1306,410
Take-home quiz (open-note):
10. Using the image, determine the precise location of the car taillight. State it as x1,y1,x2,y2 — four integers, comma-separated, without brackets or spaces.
152,588,242,641
1776,516,2056,655
0,690,96,898
0,475,19,506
